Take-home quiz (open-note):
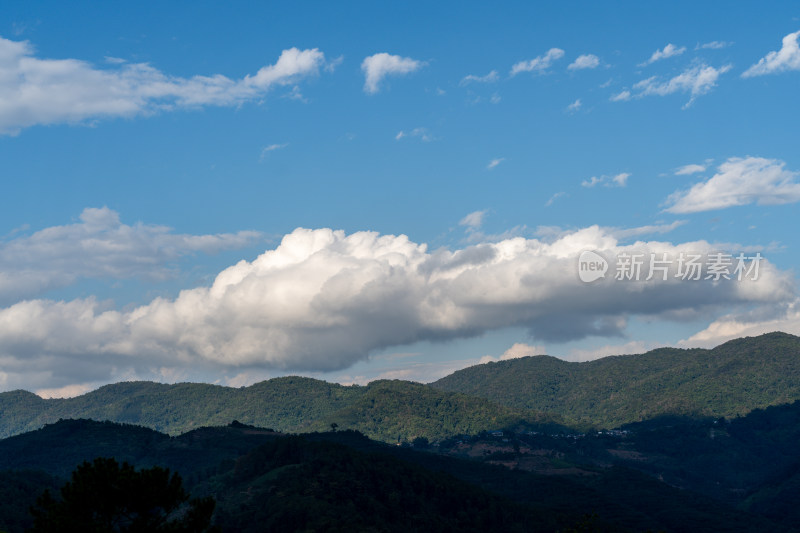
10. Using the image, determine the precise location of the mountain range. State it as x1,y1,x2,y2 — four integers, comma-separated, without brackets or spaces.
3,332,800,531
2,332,799,442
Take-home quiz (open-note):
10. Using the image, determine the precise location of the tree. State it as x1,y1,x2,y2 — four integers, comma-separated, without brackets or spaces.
412,436,430,449
30,457,218,532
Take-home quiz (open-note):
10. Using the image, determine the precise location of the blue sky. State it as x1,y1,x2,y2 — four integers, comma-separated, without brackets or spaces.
2,2,800,397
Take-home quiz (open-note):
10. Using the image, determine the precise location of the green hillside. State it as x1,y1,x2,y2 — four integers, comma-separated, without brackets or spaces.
306,379,567,441
3,332,800,442
431,332,800,428
0,377,559,443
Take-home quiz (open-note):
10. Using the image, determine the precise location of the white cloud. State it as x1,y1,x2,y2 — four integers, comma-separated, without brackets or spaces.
681,299,800,348
675,163,706,175
665,156,800,213
697,41,733,50
565,340,654,362
566,99,582,112
633,63,732,108
568,54,600,70
459,210,487,229
361,53,424,94
395,127,433,142
36,383,95,399
640,43,686,66
334,357,484,385
610,220,687,240
487,158,505,170
582,176,603,188
582,173,629,188
0,37,327,135
502,342,547,359
460,70,499,85
510,48,565,76
0,224,793,391
610,90,631,102
611,172,630,187
742,30,800,77
545,192,566,207
0,207,260,304
260,143,288,160
479,342,547,364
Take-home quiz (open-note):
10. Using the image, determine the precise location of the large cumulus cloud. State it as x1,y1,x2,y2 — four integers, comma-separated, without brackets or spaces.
0,225,793,391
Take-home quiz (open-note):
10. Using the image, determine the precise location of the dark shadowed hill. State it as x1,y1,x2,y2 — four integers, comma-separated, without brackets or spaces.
431,332,800,427
0,419,785,533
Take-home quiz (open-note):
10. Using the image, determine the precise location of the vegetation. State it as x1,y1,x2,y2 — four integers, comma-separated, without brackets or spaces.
0,418,790,532
0,377,560,444
206,434,543,532
0,470,60,533
29,457,217,532
3,332,800,530
432,332,800,427
306,379,567,442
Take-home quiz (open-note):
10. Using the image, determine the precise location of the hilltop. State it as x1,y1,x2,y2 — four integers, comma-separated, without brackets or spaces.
432,332,800,427
2,332,800,443
0,377,563,443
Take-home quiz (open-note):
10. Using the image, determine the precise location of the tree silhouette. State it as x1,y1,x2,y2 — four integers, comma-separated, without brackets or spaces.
29,457,218,532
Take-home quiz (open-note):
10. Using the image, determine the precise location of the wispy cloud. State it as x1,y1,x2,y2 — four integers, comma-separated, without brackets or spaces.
395,127,434,142
0,207,260,304
610,220,687,240
639,43,686,66
260,143,289,160
545,192,566,206
459,210,487,229
510,48,565,76
460,70,499,85
582,173,629,188
0,37,328,135
568,54,600,70
631,63,732,108
361,52,424,94
487,158,505,170
742,30,800,78
566,99,582,112
609,90,631,102
675,163,706,175
665,156,800,213
582,176,603,188
696,41,733,50
612,172,630,187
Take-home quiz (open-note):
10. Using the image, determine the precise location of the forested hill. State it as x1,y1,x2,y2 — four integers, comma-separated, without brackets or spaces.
431,332,800,428
0,377,564,443
2,332,799,441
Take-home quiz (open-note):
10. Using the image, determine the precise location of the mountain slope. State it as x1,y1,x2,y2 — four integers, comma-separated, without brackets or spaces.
0,377,364,439
431,332,800,427
0,377,559,443
307,379,567,441
0,420,783,532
